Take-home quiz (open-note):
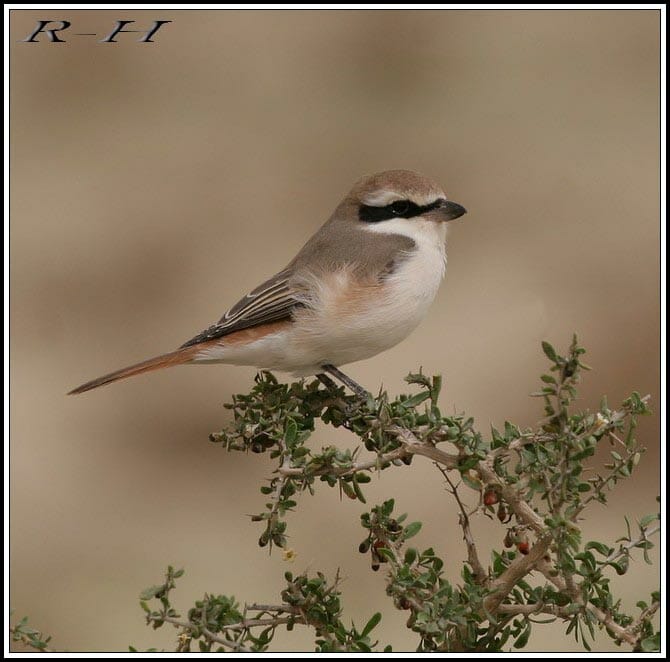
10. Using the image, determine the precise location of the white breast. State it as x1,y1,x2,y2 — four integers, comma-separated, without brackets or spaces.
365,218,447,337
282,218,447,373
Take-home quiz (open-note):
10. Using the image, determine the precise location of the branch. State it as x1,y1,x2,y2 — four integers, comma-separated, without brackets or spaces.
587,606,638,647
626,600,660,639
388,425,460,469
436,464,487,583
191,339,658,653
484,533,553,613
572,445,644,519
159,615,252,652
278,445,408,478
477,458,546,535
498,603,561,617
9,625,53,653
535,557,639,647
605,523,660,564
245,603,299,614
266,452,291,541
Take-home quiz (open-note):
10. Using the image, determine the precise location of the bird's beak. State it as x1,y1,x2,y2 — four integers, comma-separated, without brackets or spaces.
439,199,467,221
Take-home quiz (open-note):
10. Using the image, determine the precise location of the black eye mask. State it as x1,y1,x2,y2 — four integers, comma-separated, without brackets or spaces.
359,198,444,223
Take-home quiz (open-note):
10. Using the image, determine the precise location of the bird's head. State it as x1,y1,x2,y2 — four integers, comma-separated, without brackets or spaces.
346,169,466,227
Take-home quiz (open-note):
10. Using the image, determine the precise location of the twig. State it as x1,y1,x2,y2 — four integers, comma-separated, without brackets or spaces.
626,600,660,639
572,448,642,520
158,615,252,652
587,606,638,647
497,603,552,616
535,557,639,647
605,523,660,564
436,464,487,583
389,426,460,469
278,445,408,478
245,603,299,614
9,626,53,653
217,617,295,631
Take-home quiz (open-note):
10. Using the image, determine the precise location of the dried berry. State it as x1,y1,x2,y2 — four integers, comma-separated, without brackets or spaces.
484,489,499,506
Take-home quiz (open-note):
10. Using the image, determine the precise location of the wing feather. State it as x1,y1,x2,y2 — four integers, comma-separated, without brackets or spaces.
179,269,302,348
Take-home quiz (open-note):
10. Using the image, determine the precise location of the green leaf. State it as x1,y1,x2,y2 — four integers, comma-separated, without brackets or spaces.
404,548,418,565
340,480,356,500
352,476,367,504
376,546,394,562
458,456,480,472
402,521,422,540
402,391,431,408
541,341,559,363
608,558,629,575
431,374,443,404
639,513,659,528
640,633,660,652
361,612,382,637
139,585,163,601
284,418,298,446
571,447,596,462
404,371,431,388
461,472,482,490
513,622,532,648
584,541,613,557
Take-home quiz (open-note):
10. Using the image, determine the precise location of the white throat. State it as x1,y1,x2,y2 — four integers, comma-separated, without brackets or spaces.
363,217,448,266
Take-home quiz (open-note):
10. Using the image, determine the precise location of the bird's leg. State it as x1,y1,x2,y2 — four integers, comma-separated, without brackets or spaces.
316,373,338,390
321,364,370,399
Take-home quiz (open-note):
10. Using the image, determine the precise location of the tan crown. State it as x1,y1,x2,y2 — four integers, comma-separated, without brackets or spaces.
348,169,446,207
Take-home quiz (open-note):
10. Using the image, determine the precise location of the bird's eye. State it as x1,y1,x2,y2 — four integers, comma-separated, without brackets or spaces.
390,200,410,216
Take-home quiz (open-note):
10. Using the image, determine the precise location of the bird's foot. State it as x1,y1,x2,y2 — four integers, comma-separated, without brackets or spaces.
320,364,371,400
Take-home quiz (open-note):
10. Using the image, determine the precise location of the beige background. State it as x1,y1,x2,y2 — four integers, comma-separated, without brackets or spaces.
10,9,660,653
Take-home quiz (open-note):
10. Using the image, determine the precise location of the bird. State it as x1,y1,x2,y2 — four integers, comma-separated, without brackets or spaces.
69,169,466,396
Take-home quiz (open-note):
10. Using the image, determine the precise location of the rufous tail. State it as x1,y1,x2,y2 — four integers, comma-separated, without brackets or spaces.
68,346,200,395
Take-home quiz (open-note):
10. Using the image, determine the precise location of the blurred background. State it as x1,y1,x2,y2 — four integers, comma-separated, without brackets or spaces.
10,9,660,653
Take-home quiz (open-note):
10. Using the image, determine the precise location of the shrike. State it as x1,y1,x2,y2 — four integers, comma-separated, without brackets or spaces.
69,170,466,396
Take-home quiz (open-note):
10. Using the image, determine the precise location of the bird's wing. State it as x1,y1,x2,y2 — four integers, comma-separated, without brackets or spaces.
179,268,303,348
